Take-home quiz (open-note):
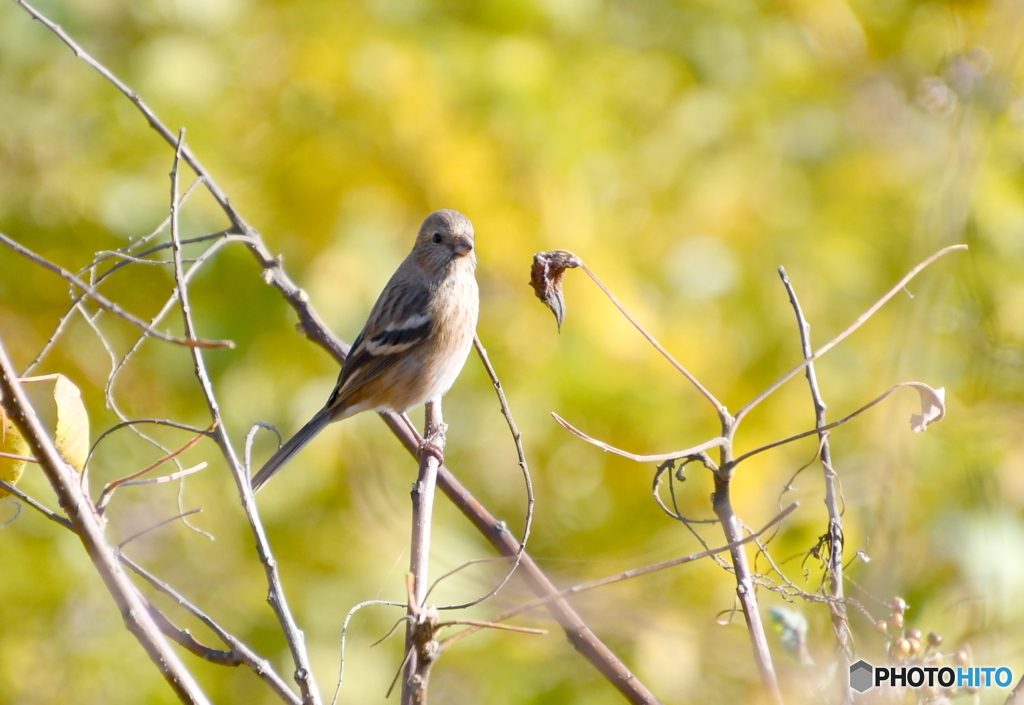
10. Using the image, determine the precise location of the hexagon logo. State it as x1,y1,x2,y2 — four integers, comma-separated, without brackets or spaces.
850,659,873,693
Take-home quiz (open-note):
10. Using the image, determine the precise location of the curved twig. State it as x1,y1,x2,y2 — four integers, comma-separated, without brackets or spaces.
553,412,727,462
734,244,967,426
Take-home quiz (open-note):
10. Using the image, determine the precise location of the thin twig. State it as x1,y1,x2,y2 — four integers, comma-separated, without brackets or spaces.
330,600,406,705
87,419,214,461
734,244,967,426
429,336,534,610
0,231,232,349
121,554,303,705
117,508,203,549
0,451,37,463
778,267,854,690
732,383,929,466
244,422,282,476
168,129,320,705
425,557,512,603
573,259,727,420
97,423,213,512
435,619,546,636
553,413,727,462
0,479,73,529
116,462,208,489
440,503,797,652
0,500,22,529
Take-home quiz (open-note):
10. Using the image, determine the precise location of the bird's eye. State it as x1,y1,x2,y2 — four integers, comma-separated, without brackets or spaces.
432,233,443,244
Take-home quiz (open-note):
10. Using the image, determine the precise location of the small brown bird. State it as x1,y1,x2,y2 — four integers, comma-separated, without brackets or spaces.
252,209,479,492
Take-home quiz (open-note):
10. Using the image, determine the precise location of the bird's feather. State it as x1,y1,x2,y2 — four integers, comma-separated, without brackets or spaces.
251,408,332,492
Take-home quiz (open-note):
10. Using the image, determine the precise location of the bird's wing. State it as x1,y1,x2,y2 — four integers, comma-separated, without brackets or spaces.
327,280,434,410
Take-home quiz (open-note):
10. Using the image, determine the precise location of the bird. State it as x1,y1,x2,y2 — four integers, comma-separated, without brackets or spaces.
252,209,479,492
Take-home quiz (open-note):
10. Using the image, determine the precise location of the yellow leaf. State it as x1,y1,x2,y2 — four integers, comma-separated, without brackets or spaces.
53,375,89,473
1,407,31,497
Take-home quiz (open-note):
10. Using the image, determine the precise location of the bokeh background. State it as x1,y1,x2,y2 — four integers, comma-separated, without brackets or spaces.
2,0,1024,703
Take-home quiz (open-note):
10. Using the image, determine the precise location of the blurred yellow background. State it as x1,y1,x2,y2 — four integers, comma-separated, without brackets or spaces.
1,0,1023,703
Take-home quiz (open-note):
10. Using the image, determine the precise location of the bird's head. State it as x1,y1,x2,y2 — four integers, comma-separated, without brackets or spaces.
413,209,476,271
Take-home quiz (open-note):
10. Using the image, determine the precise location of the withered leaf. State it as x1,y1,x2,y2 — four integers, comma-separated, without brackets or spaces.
899,381,946,433
530,250,582,330
53,375,89,473
0,405,30,497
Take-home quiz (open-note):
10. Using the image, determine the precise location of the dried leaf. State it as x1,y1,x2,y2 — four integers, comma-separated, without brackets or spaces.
0,406,31,497
530,250,582,329
899,382,946,433
53,375,89,473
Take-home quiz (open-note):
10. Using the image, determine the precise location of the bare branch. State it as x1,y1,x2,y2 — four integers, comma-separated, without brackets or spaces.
0,479,72,529
121,554,303,705
734,244,967,426
533,251,725,419
402,402,444,705
553,412,726,462
380,412,662,704
0,231,233,350
435,619,546,636
166,129,320,705
777,266,853,685
425,557,511,602
97,423,213,512
427,335,534,609
0,451,37,463
117,508,203,550
115,462,208,489
329,599,406,705
733,381,944,466
441,503,798,652
0,339,211,704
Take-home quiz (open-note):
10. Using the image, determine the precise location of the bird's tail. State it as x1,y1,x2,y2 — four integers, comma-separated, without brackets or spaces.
252,409,332,492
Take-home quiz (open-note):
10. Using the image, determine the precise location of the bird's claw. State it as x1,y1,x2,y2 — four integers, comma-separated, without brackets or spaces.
419,423,448,463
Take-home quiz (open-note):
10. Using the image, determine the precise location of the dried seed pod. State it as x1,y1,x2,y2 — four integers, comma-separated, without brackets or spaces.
908,638,922,656
890,638,911,660
928,632,943,647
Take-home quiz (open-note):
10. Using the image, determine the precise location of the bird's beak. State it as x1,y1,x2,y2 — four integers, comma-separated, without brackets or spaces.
453,236,474,257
